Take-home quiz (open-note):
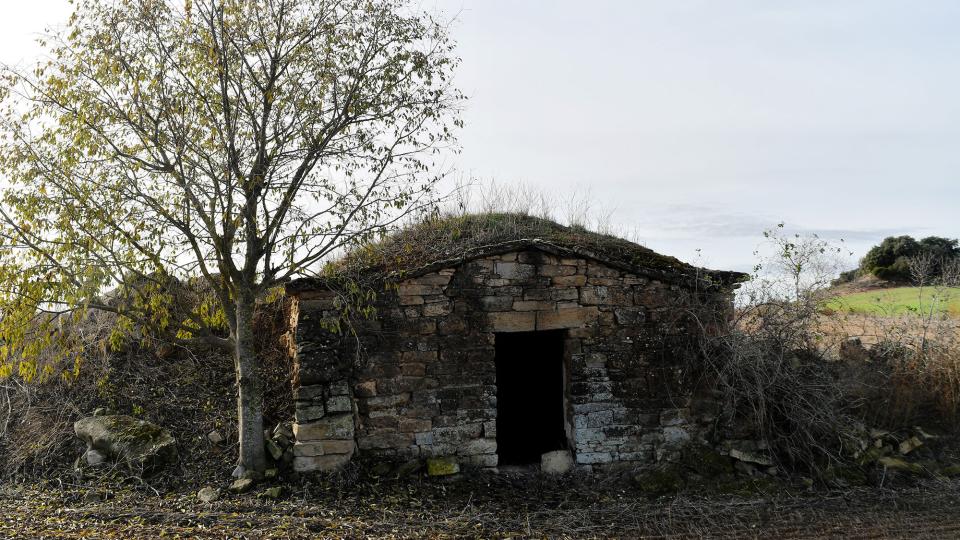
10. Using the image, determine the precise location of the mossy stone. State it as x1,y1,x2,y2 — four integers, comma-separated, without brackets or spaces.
426,457,459,477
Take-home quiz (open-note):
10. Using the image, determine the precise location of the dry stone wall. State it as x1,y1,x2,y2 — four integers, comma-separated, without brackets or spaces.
289,248,718,472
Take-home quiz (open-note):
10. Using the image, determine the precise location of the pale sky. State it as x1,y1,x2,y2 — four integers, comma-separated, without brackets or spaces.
2,1,958,272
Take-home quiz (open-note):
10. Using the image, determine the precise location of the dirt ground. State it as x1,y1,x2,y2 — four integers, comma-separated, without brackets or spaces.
3,473,960,539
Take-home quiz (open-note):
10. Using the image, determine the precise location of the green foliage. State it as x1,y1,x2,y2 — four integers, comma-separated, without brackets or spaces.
860,235,958,282
0,0,463,384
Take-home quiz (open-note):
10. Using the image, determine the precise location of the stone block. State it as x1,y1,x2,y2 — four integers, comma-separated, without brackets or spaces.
366,415,398,430
460,438,497,456
358,430,415,450
489,311,536,332
402,350,437,363
574,428,605,442
512,300,555,311
399,418,432,433
437,317,468,335
537,307,598,330
401,363,426,377
586,410,614,428
587,264,620,278
433,423,484,443
329,380,351,396
294,414,355,441
326,395,353,413
551,275,587,287
614,308,645,325
320,439,357,455
398,295,425,306
552,288,579,301
398,284,442,296
365,393,411,410
409,274,452,286
377,377,423,395
541,450,574,474
354,380,377,398
423,302,452,317
415,320,437,334
580,286,608,305
295,405,325,423
480,296,514,311
494,261,535,280
295,384,326,402
539,264,577,277
577,451,613,464
293,453,353,473
293,442,325,457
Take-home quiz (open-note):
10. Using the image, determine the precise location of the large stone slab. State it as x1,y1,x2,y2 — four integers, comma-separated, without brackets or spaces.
489,311,535,332
74,415,177,473
536,307,599,330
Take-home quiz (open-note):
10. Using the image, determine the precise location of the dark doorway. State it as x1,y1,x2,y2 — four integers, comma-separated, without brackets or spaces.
495,330,568,465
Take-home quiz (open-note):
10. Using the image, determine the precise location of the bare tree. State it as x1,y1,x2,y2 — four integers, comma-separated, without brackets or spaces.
0,0,462,474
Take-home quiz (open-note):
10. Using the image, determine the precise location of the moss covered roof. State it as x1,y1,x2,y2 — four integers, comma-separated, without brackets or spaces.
288,213,747,293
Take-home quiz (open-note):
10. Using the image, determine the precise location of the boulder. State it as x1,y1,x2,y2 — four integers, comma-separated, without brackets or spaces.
74,415,177,472
229,478,255,494
728,448,773,467
260,486,283,499
84,449,108,467
197,487,220,503
541,450,574,474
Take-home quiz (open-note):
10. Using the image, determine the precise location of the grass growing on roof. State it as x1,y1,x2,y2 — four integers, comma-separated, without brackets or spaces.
331,212,695,279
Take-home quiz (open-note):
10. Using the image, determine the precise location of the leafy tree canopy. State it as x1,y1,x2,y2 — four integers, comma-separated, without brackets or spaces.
859,235,958,282
0,0,463,473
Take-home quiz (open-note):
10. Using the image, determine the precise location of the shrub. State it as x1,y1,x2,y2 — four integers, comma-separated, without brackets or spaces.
690,228,960,481
860,235,958,282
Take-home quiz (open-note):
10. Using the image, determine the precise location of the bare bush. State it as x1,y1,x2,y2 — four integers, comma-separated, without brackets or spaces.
690,226,960,479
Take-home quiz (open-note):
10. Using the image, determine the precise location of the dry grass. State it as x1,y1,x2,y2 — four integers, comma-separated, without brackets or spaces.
330,212,703,281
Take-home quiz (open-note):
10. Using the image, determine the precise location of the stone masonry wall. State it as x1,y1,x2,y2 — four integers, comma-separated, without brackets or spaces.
289,248,714,472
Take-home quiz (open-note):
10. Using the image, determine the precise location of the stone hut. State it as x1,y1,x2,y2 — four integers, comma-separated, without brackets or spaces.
285,214,746,473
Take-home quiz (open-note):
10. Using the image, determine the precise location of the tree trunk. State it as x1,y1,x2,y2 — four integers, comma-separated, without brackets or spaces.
235,296,266,473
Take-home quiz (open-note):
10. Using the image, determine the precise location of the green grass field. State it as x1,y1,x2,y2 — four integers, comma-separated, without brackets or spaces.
825,287,960,316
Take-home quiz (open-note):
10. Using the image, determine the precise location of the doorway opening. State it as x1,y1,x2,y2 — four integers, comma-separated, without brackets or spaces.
494,330,568,466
